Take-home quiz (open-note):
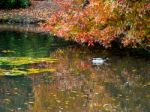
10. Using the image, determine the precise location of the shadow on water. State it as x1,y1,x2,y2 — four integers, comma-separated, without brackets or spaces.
0,31,74,57
0,30,149,112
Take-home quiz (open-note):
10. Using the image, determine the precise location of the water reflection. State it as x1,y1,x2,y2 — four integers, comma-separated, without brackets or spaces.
0,31,149,112
0,76,33,112
29,46,149,112
0,31,72,57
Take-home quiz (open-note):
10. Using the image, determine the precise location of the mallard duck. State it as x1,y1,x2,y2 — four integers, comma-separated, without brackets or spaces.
92,57,108,65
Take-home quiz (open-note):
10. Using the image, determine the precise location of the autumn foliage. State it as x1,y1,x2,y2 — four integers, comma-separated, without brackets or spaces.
43,0,150,48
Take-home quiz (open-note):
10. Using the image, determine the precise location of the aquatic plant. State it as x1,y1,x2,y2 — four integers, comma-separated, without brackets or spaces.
0,57,57,76
0,57,58,66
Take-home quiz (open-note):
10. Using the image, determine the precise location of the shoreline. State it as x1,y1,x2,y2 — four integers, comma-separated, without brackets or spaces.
0,0,58,25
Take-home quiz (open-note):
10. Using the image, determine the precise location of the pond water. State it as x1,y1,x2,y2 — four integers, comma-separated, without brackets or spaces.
0,30,149,112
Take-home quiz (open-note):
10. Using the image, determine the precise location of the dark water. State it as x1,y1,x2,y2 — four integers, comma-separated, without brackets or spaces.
0,31,149,112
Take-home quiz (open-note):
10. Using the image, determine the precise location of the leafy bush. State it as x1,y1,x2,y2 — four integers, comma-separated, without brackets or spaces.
18,0,30,8
0,0,30,8
43,0,150,48
0,0,16,8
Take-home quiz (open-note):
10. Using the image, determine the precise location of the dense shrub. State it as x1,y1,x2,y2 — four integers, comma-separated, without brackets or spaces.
43,0,150,48
18,0,30,8
0,0,30,8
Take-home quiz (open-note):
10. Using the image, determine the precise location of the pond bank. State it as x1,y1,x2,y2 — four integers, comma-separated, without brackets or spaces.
0,24,45,33
0,0,58,25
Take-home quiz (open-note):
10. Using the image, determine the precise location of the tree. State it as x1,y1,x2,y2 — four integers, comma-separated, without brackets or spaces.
0,0,30,9
43,0,150,48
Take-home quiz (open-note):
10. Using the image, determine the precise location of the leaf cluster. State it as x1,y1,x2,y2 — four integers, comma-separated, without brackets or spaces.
43,0,150,48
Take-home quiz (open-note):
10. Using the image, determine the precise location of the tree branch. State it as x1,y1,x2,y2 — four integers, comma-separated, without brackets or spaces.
83,0,90,9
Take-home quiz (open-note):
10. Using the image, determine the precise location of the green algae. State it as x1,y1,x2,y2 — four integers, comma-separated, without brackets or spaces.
0,57,57,76
0,57,58,66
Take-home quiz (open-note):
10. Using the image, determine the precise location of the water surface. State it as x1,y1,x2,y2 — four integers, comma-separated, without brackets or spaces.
0,31,149,112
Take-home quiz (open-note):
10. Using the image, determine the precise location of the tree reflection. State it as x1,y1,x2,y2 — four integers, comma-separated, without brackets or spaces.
29,46,149,112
